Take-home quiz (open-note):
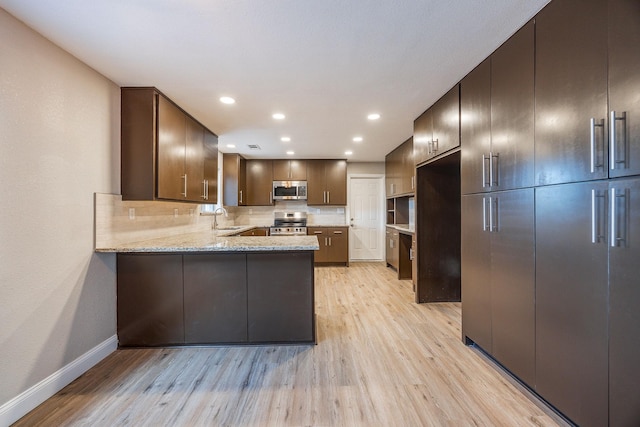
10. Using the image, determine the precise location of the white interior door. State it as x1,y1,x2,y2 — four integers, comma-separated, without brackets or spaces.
349,176,384,261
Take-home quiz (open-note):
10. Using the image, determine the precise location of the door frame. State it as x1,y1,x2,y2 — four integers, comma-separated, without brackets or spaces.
346,173,386,262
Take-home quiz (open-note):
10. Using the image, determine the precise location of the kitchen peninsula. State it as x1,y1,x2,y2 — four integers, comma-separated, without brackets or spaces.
96,231,319,347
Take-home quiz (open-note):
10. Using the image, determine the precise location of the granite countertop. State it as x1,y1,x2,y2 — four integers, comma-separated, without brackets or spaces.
386,224,415,234
96,231,320,253
306,224,349,228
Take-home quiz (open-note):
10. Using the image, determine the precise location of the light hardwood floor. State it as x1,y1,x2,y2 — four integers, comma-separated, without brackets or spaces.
15,262,566,427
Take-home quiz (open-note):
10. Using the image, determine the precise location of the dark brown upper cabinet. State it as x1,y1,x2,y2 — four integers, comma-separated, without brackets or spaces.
413,85,460,165
307,160,347,205
608,0,640,179
413,108,433,165
246,159,273,206
222,153,246,206
535,0,609,185
121,87,218,203
461,21,534,195
460,59,492,195
273,160,307,181
385,138,414,197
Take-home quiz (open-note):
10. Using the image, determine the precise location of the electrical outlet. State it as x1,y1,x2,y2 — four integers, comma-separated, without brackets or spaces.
128,208,135,220
174,208,179,218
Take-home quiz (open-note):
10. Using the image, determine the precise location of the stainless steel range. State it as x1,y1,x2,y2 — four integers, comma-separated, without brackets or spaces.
270,211,307,236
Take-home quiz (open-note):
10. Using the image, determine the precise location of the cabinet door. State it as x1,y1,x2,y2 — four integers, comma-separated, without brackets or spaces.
289,160,307,180
402,138,415,193
608,0,640,179
272,160,291,181
325,160,347,205
223,153,241,206
535,181,609,427
247,252,314,343
490,189,535,386
246,159,273,205
306,160,326,205
608,177,640,426
157,96,186,200
460,59,491,195
185,116,205,202
385,152,393,196
326,228,348,263
413,108,433,165
535,0,608,185
491,21,534,191
309,227,328,262
461,194,492,351
203,130,218,203
183,254,247,343
385,228,393,266
432,85,460,157
117,254,184,346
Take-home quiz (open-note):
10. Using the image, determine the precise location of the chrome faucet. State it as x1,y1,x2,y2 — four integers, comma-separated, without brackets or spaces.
212,206,228,231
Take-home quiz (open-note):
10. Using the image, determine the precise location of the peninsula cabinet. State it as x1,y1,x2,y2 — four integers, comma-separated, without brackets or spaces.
461,189,535,386
223,153,246,206
461,21,534,195
117,252,316,346
246,159,273,205
183,254,247,343
307,160,347,205
273,159,307,181
413,85,460,165
121,87,218,203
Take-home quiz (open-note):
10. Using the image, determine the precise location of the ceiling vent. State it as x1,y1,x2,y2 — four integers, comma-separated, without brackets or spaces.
247,144,261,150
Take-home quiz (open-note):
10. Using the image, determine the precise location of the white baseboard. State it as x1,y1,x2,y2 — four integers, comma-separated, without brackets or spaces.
0,335,117,427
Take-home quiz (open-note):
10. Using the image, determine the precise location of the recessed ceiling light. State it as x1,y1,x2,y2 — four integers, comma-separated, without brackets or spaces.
367,113,381,121
272,113,286,120
281,136,291,142
353,136,363,142
286,150,295,155
219,96,235,105
345,150,353,155
226,144,236,148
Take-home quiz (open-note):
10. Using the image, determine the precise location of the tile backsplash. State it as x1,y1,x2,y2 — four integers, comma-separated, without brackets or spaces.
95,194,347,249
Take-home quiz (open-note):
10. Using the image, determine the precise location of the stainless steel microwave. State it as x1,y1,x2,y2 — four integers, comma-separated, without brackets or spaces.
272,181,307,200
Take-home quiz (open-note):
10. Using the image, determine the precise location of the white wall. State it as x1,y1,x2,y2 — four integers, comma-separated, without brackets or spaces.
0,7,119,412
347,161,385,175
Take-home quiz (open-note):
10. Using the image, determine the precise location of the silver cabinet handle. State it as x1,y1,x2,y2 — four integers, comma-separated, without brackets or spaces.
610,187,628,247
327,191,330,204
202,180,208,199
482,154,490,188
590,118,605,173
411,175,415,190
329,237,332,246
409,248,414,260
433,138,439,153
488,196,498,233
427,140,433,155
323,191,326,204
491,152,499,187
482,197,489,231
181,174,187,197
591,189,606,244
239,190,243,204
333,231,342,234
313,231,323,234
324,237,327,246
610,111,627,170
269,191,273,204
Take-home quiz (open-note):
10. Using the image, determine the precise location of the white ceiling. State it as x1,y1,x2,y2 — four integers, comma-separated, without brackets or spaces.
1,0,549,162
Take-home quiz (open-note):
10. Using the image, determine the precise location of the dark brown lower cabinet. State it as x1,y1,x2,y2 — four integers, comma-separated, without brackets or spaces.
462,189,535,385
608,177,640,426
183,254,247,344
536,181,609,427
117,254,184,346
308,227,348,265
247,252,315,343
117,251,315,346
